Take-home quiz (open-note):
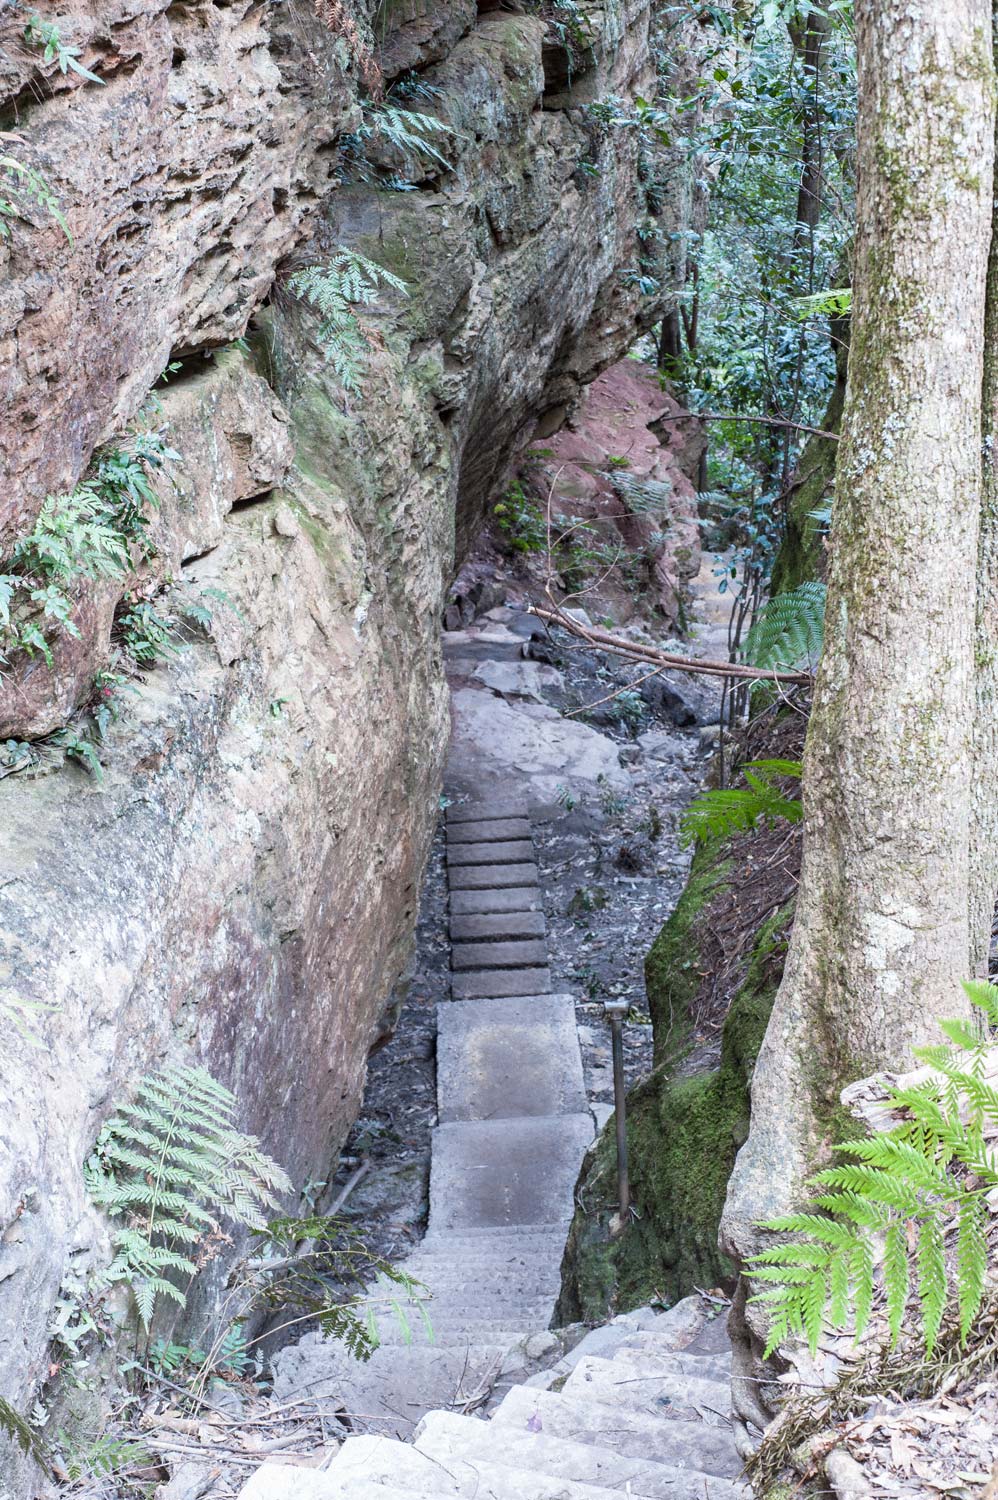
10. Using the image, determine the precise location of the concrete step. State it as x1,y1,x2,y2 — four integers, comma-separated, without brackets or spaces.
494,1386,744,1480
415,1409,751,1500
399,1271,561,1302
610,1342,732,1382
378,1321,542,1348
447,799,529,823
239,1464,453,1500
447,818,532,844
451,967,553,1000
448,862,539,891
451,967,551,999
611,1295,716,1350
552,1321,732,1376
449,887,543,916
271,1338,508,1436
328,1431,654,1500
418,1224,571,1246
449,910,547,942
447,840,535,866
450,938,548,970
429,1116,593,1231
436,994,586,1122
564,1354,731,1422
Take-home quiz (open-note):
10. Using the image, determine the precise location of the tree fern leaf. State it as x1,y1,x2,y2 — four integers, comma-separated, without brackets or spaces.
956,1193,987,1342
883,1220,909,1346
917,1214,947,1356
742,581,826,670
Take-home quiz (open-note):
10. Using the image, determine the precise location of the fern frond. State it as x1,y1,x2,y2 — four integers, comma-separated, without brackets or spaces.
742,581,826,671
287,249,408,392
87,1065,290,1331
679,759,802,848
0,1397,48,1472
751,989,998,1363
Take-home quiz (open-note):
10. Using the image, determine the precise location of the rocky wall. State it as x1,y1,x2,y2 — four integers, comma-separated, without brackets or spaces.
0,0,702,1444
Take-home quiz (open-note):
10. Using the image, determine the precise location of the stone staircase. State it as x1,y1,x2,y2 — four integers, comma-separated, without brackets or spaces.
242,793,751,1498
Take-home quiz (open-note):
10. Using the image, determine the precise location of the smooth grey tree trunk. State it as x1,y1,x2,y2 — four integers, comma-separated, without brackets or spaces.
720,0,995,1445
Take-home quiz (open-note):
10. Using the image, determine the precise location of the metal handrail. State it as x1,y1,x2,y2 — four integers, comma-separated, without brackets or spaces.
603,998,629,1222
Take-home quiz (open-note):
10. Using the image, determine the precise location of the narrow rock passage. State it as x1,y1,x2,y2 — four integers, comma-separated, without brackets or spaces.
242,564,752,1498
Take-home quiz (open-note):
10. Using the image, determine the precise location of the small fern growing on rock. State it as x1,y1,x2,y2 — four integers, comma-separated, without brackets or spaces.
679,759,802,848
749,980,998,1359
742,581,826,672
86,1065,291,1330
286,250,407,391
0,1396,48,1472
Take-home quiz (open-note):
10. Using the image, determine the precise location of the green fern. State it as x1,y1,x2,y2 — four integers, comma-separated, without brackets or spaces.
604,471,674,516
742,581,826,672
679,759,802,848
286,250,407,391
0,1396,48,1472
749,980,998,1360
86,1065,291,1330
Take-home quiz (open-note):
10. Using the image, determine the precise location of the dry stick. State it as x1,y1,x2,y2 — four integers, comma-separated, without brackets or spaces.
652,410,839,441
528,605,812,685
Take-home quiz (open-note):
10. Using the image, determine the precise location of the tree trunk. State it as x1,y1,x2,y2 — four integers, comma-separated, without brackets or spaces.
720,0,995,1447
973,26,998,978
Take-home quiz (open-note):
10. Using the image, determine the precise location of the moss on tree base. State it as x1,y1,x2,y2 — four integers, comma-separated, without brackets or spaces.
558,866,795,1323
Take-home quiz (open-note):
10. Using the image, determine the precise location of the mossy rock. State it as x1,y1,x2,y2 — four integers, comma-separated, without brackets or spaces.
644,846,731,1066
558,895,794,1322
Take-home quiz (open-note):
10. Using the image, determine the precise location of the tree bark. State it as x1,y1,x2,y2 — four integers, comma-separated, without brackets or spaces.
720,0,995,1444
972,22,998,977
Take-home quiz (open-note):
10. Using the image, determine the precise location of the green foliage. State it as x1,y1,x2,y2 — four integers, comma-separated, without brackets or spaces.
287,250,407,391
494,481,547,553
604,471,674,517
0,1395,48,1472
742,581,826,671
61,1433,151,1484
244,1213,429,1364
749,981,998,1360
0,433,176,672
85,1065,292,1331
24,14,105,84
339,79,454,190
1,991,60,1049
0,131,69,241
679,759,802,848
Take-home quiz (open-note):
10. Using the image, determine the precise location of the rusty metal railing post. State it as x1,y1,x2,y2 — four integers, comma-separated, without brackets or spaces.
604,998,629,1224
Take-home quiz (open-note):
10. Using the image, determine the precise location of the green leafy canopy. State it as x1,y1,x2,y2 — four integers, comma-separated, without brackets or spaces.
749,981,998,1360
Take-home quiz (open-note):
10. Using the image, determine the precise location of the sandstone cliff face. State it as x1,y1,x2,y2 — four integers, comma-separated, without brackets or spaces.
0,0,698,1422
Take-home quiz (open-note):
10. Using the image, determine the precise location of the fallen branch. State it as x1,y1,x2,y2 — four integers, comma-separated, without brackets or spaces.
653,410,839,441
527,604,812,686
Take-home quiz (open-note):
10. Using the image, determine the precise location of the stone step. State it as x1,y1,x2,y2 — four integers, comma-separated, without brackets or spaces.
437,994,586,1122
449,887,543,916
418,1224,570,1246
447,818,532,844
449,909,547,942
327,1432,647,1500
610,1342,732,1385
451,968,551,999
494,1386,744,1481
271,1340,510,1436
447,799,529,823
448,862,539,891
238,1465,452,1500
415,1409,751,1500
429,1116,593,1231
378,1320,545,1347
447,840,535,866
450,938,548,970
564,1354,731,1422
